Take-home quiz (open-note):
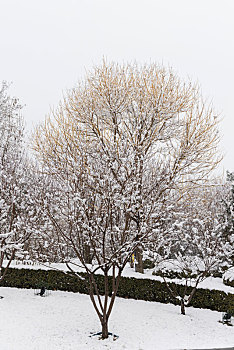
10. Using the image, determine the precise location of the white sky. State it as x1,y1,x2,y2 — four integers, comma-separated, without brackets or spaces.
0,0,233,173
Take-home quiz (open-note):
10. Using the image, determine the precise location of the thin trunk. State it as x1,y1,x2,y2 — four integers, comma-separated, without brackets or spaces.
162,276,186,314
107,272,121,319
186,287,197,307
186,275,205,307
103,270,122,338
89,280,102,321
162,276,177,300
88,268,122,339
101,319,109,339
135,247,144,274
0,249,15,283
103,272,109,318
130,254,134,268
88,272,111,339
84,244,92,264
181,299,185,315
89,274,104,314
112,265,115,293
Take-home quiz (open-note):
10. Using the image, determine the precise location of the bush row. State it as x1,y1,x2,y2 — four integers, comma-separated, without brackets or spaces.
1,267,233,313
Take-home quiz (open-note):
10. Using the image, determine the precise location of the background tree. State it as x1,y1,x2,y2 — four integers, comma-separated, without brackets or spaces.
222,171,234,264
0,83,42,287
34,61,221,338
153,184,233,315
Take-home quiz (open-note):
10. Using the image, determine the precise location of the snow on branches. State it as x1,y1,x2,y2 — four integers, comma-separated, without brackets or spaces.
33,61,222,337
0,83,42,282
152,184,233,314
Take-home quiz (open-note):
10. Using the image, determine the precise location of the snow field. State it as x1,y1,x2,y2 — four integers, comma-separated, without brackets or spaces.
0,287,233,350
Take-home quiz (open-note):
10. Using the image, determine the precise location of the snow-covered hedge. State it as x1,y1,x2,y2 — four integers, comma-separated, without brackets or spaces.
223,267,234,288
1,267,233,314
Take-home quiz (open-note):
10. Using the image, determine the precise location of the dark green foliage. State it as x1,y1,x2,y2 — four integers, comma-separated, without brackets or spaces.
189,287,233,313
223,278,234,288
152,269,198,279
211,271,223,278
1,267,233,314
142,259,155,269
152,269,224,279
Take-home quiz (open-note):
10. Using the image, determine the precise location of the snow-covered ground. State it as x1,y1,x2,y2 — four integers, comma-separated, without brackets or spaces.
0,287,233,350
7,260,234,294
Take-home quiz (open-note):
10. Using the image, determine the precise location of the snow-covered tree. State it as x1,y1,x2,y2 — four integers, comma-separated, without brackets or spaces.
0,83,42,285
153,184,233,314
222,171,234,264
33,61,221,338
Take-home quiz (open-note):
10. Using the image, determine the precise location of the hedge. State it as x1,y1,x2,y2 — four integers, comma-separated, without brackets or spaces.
152,269,224,280
0,267,233,314
223,278,234,288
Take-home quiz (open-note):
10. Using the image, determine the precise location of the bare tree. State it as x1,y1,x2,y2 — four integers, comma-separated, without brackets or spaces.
33,61,221,338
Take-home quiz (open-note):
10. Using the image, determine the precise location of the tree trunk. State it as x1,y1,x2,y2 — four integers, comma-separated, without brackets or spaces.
130,253,134,268
135,247,144,274
84,244,92,264
0,249,15,284
181,299,186,315
101,319,109,339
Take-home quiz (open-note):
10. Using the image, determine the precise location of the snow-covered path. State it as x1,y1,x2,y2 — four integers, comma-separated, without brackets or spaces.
0,287,233,350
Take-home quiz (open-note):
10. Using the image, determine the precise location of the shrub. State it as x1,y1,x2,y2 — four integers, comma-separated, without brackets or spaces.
223,278,234,288
143,259,155,269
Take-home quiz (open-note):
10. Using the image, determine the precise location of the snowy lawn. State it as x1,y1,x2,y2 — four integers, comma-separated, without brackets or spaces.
0,287,233,350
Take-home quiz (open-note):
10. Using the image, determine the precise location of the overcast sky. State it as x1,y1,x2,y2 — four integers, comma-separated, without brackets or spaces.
0,0,233,173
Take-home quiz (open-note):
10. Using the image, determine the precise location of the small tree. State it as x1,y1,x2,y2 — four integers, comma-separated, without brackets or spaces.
34,61,221,338
154,185,233,315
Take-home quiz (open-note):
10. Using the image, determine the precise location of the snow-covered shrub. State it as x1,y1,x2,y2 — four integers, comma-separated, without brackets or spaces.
223,267,234,288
